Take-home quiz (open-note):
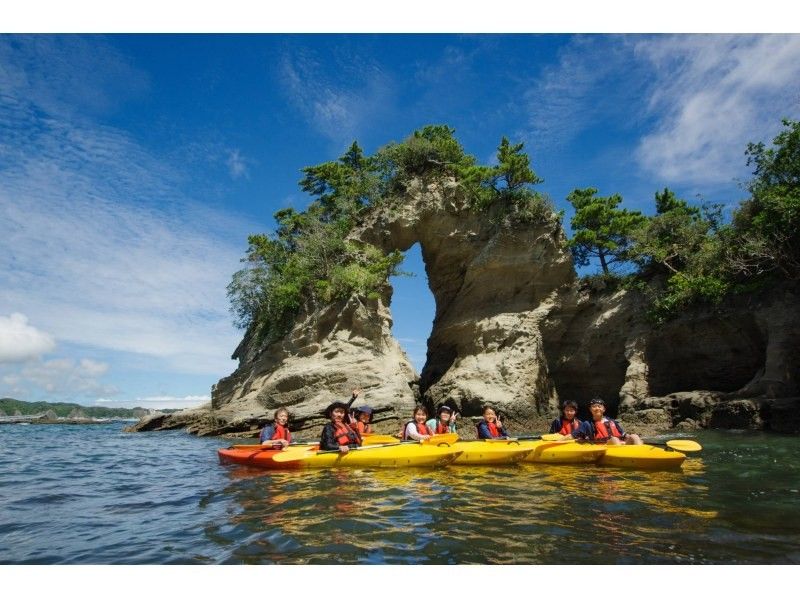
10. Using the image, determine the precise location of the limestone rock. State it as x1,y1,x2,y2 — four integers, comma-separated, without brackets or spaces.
129,174,800,436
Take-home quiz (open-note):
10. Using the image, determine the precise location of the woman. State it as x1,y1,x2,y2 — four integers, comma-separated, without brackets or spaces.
320,401,362,453
259,407,292,449
402,405,433,441
476,406,509,439
352,405,374,436
426,404,457,434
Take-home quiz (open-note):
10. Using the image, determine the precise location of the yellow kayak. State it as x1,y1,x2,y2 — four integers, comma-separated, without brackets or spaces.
451,441,533,465
271,443,463,469
599,444,686,470
519,440,606,464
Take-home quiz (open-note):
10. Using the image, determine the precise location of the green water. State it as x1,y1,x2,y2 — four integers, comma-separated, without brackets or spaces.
2,425,798,563
213,430,800,564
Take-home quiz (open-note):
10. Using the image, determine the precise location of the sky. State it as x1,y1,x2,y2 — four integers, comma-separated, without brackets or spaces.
2,32,799,410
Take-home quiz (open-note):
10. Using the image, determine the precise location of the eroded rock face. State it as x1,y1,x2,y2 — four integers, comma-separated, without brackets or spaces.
129,176,800,436
355,179,575,418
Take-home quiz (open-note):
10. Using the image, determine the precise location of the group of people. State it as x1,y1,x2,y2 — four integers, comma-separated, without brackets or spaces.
259,390,641,452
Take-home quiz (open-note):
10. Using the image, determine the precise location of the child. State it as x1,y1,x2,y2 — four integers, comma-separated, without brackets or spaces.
571,397,643,445
320,401,362,453
427,404,457,434
352,405,374,436
549,400,581,437
476,406,509,439
259,407,292,449
402,405,433,441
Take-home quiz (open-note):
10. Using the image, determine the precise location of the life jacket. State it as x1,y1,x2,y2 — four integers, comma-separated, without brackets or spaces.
354,420,372,435
403,421,432,440
483,421,502,438
435,420,451,434
592,418,623,441
558,418,580,436
271,423,291,443
333,421,361,446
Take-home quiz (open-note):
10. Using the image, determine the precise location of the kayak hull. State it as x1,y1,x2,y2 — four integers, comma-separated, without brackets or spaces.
520,440,606,464
451,441,533,465
218,446,284,468
270,444,463,469
599,444,686,469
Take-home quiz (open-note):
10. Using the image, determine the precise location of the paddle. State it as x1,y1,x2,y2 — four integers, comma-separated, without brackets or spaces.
272,441,402,462
529,434,703,452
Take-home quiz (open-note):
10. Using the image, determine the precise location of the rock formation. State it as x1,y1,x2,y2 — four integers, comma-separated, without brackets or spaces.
129,178,800,436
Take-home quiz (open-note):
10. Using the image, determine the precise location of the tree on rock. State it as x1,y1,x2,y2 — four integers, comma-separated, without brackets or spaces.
566,187,646,274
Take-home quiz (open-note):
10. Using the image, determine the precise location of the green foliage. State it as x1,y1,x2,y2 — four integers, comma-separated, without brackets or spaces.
228,125,559,340
566,188,647,274
630,188,712,276
0,398,157,419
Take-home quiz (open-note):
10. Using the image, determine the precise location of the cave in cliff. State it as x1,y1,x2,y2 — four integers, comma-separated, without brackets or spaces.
645,314,767,395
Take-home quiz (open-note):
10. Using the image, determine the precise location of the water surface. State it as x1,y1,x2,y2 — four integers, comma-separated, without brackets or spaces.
1,423,798,564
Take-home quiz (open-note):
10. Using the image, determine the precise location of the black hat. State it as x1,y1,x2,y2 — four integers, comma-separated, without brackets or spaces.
355,405,373,414
589,397,605,406
325,401,350,417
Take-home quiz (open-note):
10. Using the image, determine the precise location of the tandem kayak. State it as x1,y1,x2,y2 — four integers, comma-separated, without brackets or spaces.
519,440,606,464
599,444,686,470
273,443,463,469
220,443,464,470
450,441,533,465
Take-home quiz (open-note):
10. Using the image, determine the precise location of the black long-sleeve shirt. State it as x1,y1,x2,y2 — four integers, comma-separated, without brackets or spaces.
319,422,361,451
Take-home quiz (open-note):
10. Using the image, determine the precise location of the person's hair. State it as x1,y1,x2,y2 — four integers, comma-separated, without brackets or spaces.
412,404,428,417
274,407,290,420
562,400,578,410
482,406,497,416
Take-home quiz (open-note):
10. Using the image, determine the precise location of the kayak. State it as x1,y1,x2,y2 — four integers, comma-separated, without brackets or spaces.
270,443,464,469
519,440,606,464
451,441,533,465
218,444,312,468
599,444,686,470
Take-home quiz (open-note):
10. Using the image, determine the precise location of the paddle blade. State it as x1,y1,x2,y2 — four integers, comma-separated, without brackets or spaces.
540,433,567,442
665,439,702,452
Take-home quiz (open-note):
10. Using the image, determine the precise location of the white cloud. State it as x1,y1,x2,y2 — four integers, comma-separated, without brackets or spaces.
635,35,800,185
95,394,210,410
0,313,56,363
5,357,119,399
522,36,645,152
226,149,248,179
279,49,395,147
0,36,248,378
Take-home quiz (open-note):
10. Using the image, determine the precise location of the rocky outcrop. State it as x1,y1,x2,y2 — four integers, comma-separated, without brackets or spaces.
130,177,800,436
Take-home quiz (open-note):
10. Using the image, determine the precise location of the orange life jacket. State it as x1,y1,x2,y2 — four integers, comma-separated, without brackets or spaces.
333,422,361,446
271,423,291,443
486,421,502,438
403,421,432,440
592,418,623,440
435,420,451,434
354,420,372,435
558,418,580,436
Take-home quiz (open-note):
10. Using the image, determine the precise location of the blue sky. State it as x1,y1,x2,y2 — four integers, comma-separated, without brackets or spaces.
1,33,799,409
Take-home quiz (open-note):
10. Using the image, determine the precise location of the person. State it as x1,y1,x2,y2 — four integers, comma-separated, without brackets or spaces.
476,406,509,439
320,401,362,453
402,405,433,441
352,405,374,436
427,404,457,434
549,400,581,437
570,397,643,445
345,387,362,424
259,407,292,449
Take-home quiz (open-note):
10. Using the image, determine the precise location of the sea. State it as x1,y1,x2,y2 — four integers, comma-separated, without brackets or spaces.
1,422,799,565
